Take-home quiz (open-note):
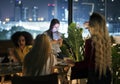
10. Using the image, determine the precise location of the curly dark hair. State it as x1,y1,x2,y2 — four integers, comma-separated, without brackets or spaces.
11,31,33,47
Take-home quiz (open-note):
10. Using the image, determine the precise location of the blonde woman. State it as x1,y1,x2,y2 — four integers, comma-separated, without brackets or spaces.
23,34,57,76
86,12,112,84
69,12,112,84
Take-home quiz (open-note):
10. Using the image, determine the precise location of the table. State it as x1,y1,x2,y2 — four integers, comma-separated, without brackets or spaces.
0,63,22,84
54,62,70,84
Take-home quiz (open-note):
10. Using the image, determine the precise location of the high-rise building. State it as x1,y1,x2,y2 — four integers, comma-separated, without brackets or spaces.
22,7,29,21
47,0,68,21
14,0,23,21
56,0,68,21
32,6,38,22
48,3,55,21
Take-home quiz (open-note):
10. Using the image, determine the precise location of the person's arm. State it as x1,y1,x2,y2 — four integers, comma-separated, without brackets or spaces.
13,48,22,63
51,38,63,47
70,39,92,69
84,39,92,61
58,32,63,47
58,38,63,47
8,48,19,63
51,40,58,44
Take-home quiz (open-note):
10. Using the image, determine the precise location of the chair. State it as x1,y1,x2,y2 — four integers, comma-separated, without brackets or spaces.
11,73,58,84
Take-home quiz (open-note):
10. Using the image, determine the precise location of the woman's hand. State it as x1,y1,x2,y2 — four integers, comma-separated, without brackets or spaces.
58,38,63,46
52,38,63,47
64,57,75,67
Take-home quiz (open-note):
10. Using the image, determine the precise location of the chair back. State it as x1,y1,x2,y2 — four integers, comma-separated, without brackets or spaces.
11,73,58,84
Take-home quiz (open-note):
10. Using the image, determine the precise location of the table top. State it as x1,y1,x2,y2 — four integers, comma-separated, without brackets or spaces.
0,62,22,76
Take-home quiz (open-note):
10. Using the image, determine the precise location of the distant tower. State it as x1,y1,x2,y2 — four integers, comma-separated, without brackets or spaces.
48,0,68,21
32,6,38,22
14,0,23,21
48,3,55,21
56,0,68,21
22,7,29,21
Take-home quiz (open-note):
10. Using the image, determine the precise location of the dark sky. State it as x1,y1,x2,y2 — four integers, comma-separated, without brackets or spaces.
0,0,54,20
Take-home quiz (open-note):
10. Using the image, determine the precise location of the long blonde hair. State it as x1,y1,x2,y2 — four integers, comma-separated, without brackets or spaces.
23,34,54,76
89,12,112,77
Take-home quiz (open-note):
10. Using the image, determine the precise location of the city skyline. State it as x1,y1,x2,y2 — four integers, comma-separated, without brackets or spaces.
0,0,120,40
0,0,54,21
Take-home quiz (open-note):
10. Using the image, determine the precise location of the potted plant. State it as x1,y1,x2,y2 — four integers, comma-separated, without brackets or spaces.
112,44,120,84
61,23,84,62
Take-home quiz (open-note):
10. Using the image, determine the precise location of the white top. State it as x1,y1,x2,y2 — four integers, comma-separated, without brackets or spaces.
32,54,58,76
44,31,62,55
40,54,58,75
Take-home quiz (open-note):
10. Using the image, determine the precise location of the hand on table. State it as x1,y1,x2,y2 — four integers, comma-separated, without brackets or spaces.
64,57,75,67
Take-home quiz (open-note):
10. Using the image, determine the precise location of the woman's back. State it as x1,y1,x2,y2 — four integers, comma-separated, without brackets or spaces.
23,34,58,76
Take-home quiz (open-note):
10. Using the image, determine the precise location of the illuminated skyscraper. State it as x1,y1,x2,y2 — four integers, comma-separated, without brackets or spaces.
47,0,68,21
57,0,68,21
32,6,38,22
22,7,29,21
14,0,23,21
48,3,55,21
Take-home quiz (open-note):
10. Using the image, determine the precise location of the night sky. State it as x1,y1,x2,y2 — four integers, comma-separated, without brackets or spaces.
0,0,54,20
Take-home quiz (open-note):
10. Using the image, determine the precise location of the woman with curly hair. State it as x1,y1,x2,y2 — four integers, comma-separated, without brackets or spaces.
68,12,112,84
86,12,112,84
9,31,33,63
